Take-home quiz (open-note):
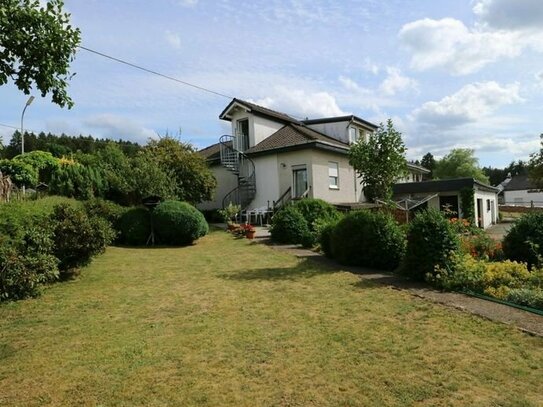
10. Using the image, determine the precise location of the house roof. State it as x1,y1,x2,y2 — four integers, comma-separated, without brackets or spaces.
407,162,430,174
245,123,350,156
302,115,378,130
503,175,540,191
198,140,232,164
393,178,499,195
219,98,301,124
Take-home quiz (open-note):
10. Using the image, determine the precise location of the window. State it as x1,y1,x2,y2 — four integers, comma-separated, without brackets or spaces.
349,127,358,144
236,119,249,151
329,162,339,189
293,166,308,198
486,199,491,211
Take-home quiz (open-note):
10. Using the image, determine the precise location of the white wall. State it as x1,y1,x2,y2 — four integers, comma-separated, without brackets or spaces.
310,150,359,204
252,154,280,209
474,190,499,228
503,190,543,207
305,121,350,144
228,109,284,151
197,165,238,211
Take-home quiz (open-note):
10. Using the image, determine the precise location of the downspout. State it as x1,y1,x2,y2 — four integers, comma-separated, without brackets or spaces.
346,118,358,202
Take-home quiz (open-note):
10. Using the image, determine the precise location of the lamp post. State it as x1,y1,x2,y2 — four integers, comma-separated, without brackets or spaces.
20,96,35,195
21,96,35,155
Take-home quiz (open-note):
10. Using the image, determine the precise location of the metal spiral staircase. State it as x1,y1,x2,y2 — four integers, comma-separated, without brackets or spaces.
219,134,256,210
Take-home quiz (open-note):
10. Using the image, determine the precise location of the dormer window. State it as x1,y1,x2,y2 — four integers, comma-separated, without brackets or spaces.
349,127,358,144
236,119,249,151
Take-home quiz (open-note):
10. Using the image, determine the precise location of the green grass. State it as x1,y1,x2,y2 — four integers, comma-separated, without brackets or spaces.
1,230,542,406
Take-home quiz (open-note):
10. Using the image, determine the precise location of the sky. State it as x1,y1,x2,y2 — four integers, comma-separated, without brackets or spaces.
1,0,543,167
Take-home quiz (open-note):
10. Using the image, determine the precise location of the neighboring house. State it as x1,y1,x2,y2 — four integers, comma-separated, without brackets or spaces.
502,175,543,207
392,178,499,229
399,163,430,183
198,98,427,212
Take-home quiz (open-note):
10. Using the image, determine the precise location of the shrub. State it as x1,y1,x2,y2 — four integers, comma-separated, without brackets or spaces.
293,199,340,231
505,288,543,310
83,198,126,232
330,210,405,270
154,200,208,246
460,232,503,261
269,205,310,244
0,223,59,301
50,204,115,274
431,253,531,294
503,212,543,267
401,209,459,281
317,216,342,257
118,207,151,246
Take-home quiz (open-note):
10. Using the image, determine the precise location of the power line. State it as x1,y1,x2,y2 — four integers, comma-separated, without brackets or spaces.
78,45,234,100
0,122,20,131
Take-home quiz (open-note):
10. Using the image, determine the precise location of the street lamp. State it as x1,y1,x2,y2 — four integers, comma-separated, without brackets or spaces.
20,95,35,155
20,96,34,195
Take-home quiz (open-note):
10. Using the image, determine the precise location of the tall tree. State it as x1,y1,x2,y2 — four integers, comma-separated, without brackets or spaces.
144,137,217,204
349,119,407,202
421,152,436,178
0,0,80,107
529,134,543,188
433,149,489,184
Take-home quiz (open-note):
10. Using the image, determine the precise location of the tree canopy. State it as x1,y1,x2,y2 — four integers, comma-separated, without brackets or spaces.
529,134,543,188
349,119,407,202
433,149,489,184
0,0,80,107
421,152,436,177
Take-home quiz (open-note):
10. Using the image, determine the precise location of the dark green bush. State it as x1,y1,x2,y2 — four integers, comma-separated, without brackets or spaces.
503,212,543,268
50,204,115,275
154,201,208,246
292,199,342,247
330,210,405,270
83,198,126,232
0,222,59,301
118,207,151,246
317,216,342,257
401,209,459,281
269,205,310,244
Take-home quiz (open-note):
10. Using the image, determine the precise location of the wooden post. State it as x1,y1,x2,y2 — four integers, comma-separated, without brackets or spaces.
405,200,409,224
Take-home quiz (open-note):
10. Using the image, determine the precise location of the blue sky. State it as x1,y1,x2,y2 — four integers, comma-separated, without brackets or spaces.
1,0,543,167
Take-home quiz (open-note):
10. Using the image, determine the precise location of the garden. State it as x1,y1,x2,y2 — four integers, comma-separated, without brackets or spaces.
267,198,543,313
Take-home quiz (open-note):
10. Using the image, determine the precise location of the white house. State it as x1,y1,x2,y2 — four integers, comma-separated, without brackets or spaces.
502,175,543,207
392,178,499,229
198,98,428,212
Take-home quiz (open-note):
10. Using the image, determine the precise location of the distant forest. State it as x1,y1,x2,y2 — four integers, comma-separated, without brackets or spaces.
1,131,141,159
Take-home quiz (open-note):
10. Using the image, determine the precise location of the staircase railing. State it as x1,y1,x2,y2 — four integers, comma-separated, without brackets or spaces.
273,187,292,211
219,134,256,210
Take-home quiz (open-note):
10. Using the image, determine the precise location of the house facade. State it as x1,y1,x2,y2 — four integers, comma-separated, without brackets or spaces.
198,98,427,212
392,178,499,229
501,175,543,207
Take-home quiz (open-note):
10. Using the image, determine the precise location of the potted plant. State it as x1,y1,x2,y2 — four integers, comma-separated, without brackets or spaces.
218,203,241,231
242,223,256,239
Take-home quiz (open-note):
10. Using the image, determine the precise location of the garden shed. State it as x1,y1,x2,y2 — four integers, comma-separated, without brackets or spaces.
392,178,499,229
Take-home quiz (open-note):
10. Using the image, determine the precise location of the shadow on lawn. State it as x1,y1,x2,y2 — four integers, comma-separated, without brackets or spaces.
220,258,341,281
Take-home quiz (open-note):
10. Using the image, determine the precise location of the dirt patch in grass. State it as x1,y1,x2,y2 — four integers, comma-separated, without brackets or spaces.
0,231,542,406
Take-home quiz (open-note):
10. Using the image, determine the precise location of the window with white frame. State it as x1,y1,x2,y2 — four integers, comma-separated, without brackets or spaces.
349,127,358,144
329,161,339,189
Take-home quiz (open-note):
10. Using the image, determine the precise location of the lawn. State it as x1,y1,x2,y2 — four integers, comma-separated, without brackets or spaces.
0,230,542,406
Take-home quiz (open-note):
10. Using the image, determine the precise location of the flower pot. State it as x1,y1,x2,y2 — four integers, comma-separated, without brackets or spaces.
246,230,256,239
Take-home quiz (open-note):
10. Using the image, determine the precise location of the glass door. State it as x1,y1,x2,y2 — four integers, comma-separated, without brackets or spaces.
293,168,308,198
236,119,249,151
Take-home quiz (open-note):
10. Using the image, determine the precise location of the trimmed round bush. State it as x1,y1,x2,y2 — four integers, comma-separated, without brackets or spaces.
293,199,340,231
401,209,459,281
503,212,543,267
154,200,208,246
330,210,405,270
119,207,151,246
269,205,310,244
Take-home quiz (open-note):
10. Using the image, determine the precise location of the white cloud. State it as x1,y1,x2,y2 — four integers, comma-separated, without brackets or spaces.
379,67,417,96
473,0,543,31
254,87,346,118
412,81,523,128
165,31,182,49
83,114,157,143
399,18,521,75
